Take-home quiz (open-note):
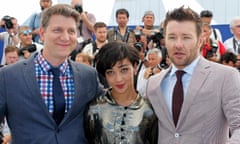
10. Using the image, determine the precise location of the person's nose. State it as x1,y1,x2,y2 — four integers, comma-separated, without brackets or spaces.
115,72,123,82
175,38,183,49
60,31,70,41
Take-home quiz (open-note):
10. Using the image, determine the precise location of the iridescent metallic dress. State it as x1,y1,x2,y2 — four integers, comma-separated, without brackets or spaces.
84,91,158,144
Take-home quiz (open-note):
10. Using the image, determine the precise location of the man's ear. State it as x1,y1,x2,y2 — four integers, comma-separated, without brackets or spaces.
230,27,234,34
39,27,45,43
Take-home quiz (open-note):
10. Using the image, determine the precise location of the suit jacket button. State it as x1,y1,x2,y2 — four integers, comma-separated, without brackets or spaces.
175,133,180,138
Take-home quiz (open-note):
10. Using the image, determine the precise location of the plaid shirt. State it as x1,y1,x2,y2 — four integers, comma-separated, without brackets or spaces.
34,53,74,114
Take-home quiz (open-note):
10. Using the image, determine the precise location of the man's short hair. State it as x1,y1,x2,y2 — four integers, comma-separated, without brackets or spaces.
220,51,237,64
163,6,202,37
229,16,240,28
146,48,162,61
5,45,19,54
200,10,213,18
115,8,129,18
94,22,107,31
41,4,80,29
143,10,155,18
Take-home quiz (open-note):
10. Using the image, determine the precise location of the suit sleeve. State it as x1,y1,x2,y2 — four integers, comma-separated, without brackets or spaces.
221,68,240,144
94,70,105,97
0,69,7,122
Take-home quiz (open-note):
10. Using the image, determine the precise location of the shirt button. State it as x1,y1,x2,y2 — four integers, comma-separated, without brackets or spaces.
175,133,180,138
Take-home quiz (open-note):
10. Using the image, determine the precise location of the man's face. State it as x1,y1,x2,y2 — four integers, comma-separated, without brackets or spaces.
19,29,33,46
5,51,19,65
231,20,240,38
143,15,154,27
12,19,19,33
40,0,52,10
116,14,128,28
95,27,107,43
201,17,212,24
147,53,161,67
201,25,212,40
39,15,78,66
165,20,201,69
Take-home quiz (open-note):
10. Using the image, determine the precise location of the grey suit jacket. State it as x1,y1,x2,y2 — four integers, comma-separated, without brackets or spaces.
147,57,240,144
0,56,104,144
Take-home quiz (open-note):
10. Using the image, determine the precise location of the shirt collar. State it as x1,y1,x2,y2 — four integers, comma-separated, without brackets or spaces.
169,56,201,77
35,52,69,75
105,89,145,109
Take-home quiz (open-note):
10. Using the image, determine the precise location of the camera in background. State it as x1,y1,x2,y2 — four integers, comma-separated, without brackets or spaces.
149,28,164,49
206,42,218,59
19,44,37,56
1,15,13,29
74,5,83,14
133,30,144,52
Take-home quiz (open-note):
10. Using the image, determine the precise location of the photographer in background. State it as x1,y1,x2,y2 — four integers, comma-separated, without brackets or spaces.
224,16,240,55
136,11,159,47
0,16,19,65
220,51,237,67
201,23,226,62
71,0,96,45
133,30,148,87
200,10,223,42
107,8,136,47
22,0,52,44
0,45,19,67
16,26,43,60
80,22,108,59
137,48,162,97
69,0,96,61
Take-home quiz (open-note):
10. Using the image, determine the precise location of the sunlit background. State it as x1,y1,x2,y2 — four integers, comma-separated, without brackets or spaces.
0,0,114,25
1,0,240,25
1,0,240,41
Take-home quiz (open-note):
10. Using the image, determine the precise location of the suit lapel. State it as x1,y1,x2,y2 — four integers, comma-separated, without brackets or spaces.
178,57,211,126
23,57,55,123
61,62,89,124
148,68,175,128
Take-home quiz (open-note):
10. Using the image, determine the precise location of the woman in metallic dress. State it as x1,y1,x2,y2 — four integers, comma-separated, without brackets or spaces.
84,42,158,144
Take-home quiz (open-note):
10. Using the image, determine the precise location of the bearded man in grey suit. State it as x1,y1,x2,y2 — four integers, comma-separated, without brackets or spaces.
146,6,240,144
0,4,103,143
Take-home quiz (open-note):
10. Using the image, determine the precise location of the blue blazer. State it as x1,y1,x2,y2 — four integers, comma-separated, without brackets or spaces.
0,56,104,144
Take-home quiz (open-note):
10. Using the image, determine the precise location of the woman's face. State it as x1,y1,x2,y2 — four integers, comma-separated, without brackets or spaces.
105,58,136,96
201,24,212,39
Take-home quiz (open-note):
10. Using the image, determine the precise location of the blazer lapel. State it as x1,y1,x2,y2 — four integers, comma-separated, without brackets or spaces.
148,68,175,128
177,57,211,126
61,62,90,125
23,57,55,123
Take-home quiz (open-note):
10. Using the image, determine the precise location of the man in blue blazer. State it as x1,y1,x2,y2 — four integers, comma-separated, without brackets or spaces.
0,4,103,143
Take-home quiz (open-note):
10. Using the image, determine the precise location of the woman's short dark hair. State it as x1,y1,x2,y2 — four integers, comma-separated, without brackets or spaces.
95,42,139,77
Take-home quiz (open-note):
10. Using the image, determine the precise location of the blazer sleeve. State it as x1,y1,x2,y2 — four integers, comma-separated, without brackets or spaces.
222,67,240,143
0,68,7,122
